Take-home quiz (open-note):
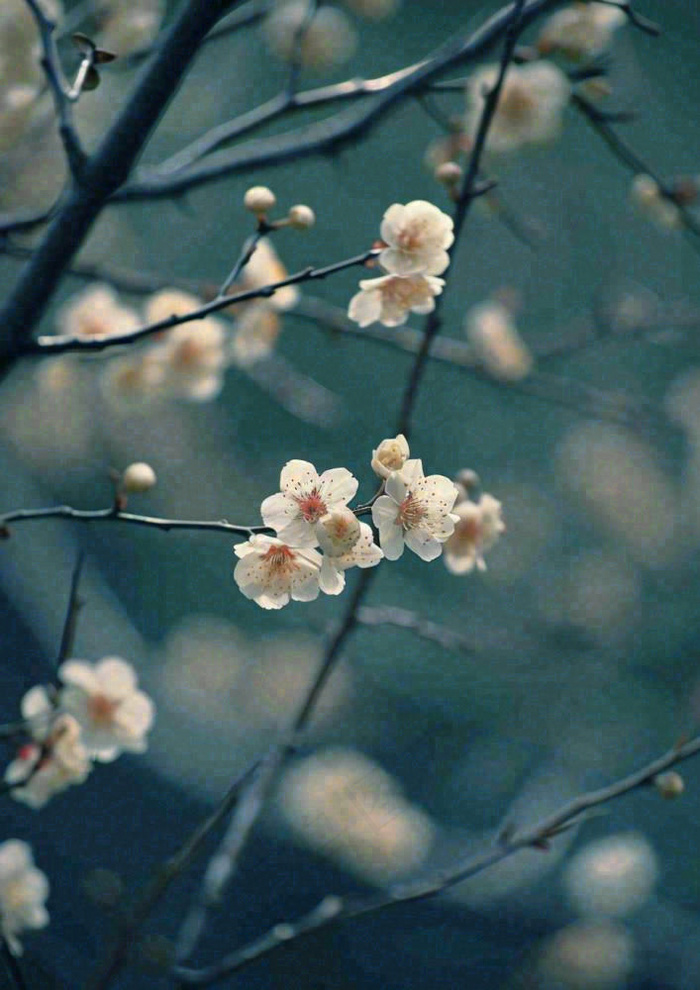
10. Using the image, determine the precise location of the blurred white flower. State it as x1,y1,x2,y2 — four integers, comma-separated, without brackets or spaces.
239,238,299,311
630,174,682,231
56,284,140,340
58,657,154,762
101,351,165,407
348,273,445,327
443,493,505,574
5,714,91,809
230,304,281,367
264,1,357,70
318,521,383,595
233,534,322,609
538,1,626,60
465,61,571,153
464,300,533,381
261,459,359,547
0,840,49,956
371,433,410,480
372,459,459,561
379,200,454,276
278,748,435,883
564,833,658,918
146,304,227,402
95,0,164,55
537,920,634,989
342,0,400,19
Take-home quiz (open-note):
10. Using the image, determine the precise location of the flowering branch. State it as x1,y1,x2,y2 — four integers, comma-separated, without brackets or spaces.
173,731,700,986
26,249,378,356
0,0,246,363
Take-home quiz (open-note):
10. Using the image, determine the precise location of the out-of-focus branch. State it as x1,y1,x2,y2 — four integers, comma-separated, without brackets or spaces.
355,605,476,654
54,550,85,671
113,0,564,202
0,0,244,365
174,731,700,986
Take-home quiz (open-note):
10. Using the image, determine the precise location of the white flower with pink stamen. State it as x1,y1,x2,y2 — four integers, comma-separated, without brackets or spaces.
443,493,505,574
261,459,359,548
58,657,154,762
5,712,91,810
348,273,445,327
0,840,49,956
372,459,460,561
379,200,454,276
234,534,323,609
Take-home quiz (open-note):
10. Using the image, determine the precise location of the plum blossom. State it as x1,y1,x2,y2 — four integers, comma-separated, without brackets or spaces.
58,657,154,762
240,238,299,311
464,300,533,381
230,303,281,368
465,61,571,153
315,507,361,556
234,535,323,609
147,320,227,401
348,273,445,327
5,713,91,809
0,840,49,956
443,493,505,574
537,2,626,60
371,433,410,480
264,1,357,70
319,521,383,595
56,284,140,340
371,459,459,561
379,200,454,276
261,459,359,548
630,174,682,231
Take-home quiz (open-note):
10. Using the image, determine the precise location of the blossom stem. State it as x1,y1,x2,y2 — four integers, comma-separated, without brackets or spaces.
0,940,29,990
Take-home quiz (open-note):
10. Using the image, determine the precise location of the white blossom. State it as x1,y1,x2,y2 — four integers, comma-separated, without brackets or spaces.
56,284,140,340
58,657,154,762
315,507,361,556
379,200,454,276
630,174,682,231
5,714,91,809
319,521,383,595
95,0,164,56
371,433,410,480
348,273,445,327
144,290,227,401
464,300,533,381
0,840,49,956
234,534,323,609
371,459,459,561
239,238,299,311
230,303,281,368
538,2,626,60
465,61,571,154
443,493,505,574
261,459,359,547
264,1,357,70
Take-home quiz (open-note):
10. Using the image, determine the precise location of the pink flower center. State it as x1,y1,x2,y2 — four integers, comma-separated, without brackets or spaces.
397,493,426,531
498,81,537,124
262,543,298,574
88,693,118,727
453,514,481,551
396,220,428,252
173,338,206,368
295,488,327,523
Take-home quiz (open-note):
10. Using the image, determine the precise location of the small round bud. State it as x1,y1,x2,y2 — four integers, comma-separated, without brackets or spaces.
435,161,463,186
121,462,157,494
244,186,277,215
371,434,409,480
287,204,316,230
653,771,684,799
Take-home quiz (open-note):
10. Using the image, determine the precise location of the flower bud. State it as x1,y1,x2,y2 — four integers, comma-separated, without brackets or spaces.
315,507,361,556
121,462,157,494
244,186,276,215
435,161,463,187
371,434,409,480
288,204,316,229
653,771,684,799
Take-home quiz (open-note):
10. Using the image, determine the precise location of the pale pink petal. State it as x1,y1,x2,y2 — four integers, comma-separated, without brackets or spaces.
58,660,99,694
261,492,299,532
318,467,358,507
405,528,443,561
378,523,405,560
319,558,346,595
280,459,319,494
348,287,382,327
95,657,137,701
372,494,399,528
384,471,408,503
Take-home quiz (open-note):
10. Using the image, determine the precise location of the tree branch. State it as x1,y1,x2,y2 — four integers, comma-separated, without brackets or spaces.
174,731,700,985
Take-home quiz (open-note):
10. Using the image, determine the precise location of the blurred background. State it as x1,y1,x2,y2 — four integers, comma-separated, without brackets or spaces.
2,0,700,986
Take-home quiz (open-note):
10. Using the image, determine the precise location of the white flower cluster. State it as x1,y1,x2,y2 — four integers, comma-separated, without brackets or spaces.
348,200,454,327
234,435,503,607
537,2,627,61
0,840,49,956
4,657,154,810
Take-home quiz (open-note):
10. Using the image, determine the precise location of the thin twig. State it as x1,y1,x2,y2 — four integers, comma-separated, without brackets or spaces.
54,550,85,671
24,0,87,180
0,504,268,539
174,731,700,985
1,940,29,990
